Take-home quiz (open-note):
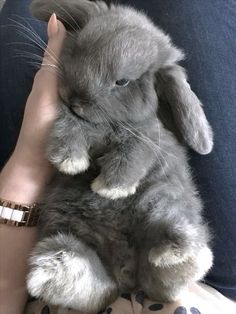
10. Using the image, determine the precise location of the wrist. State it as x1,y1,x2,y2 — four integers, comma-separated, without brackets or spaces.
0,152,53,204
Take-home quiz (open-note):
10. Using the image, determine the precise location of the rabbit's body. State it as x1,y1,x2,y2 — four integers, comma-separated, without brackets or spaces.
27,1,214,312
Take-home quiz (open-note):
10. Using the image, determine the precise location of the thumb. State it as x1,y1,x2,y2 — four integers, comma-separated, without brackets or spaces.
43,13,66,66
33,13,66,89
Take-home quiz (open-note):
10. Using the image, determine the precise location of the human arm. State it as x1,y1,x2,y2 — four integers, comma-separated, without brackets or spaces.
0,14,66,314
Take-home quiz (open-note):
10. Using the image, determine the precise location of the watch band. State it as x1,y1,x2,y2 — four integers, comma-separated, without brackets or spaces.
0,198,39,227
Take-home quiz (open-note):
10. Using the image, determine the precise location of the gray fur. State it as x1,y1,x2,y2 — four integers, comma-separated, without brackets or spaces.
27,1,214,312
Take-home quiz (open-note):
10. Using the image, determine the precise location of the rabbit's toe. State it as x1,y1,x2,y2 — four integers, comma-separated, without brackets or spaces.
91,176,138,199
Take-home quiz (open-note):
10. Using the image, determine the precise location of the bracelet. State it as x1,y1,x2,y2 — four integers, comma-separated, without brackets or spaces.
0,198,39,227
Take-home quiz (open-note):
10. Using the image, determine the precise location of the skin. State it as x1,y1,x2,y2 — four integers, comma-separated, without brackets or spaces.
0,14,66,314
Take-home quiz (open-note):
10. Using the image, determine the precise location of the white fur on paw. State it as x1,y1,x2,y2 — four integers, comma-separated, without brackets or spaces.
149,246,189,267
193,246,213,281
91,177,138,200
27,250,89,308
27,234,117,312
27,250,70,301
58,156,89,175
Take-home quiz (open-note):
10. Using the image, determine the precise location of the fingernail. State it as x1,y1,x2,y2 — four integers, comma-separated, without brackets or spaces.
48,13,58,38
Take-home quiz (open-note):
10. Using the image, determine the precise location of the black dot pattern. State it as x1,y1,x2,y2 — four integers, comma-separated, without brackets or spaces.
174,306,187,314
106,307,112,314
190,307,201,314
135,290,145,305
121,293,132,301
149,303,164,311
41,305,50,314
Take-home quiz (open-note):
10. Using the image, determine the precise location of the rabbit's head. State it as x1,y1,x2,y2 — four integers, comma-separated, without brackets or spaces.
31,0,213,154
57,8,166,123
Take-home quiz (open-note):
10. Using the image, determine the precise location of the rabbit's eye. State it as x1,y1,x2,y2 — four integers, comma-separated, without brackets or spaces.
116,79,130,87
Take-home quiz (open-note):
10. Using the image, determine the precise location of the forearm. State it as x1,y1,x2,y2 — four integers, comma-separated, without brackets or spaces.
0,151,52,203
0,225,37,314
0,153,52,314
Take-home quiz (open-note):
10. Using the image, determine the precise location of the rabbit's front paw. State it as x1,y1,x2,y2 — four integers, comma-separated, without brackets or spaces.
48,147,90,175
58,156,90,175
91,176,138,199
47,135,89,175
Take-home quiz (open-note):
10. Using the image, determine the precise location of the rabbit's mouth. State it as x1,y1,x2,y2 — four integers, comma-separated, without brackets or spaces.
71,105,84,116
69,103,107,124
68,105,91,123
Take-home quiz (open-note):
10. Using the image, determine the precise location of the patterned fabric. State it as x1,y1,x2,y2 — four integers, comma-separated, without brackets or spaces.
24,284,236,314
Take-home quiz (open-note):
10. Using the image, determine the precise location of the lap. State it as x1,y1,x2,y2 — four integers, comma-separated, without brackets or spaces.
25,284,236,314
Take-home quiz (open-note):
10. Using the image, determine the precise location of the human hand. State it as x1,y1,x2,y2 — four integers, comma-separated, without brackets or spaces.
0,14,66,204
0,14,66,314
14,13,66,176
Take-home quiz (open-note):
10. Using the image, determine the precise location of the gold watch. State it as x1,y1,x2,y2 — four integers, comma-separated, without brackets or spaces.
0,198,39,227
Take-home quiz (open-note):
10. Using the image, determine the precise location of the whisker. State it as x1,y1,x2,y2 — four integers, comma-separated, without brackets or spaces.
36,7,78,32
93,110,109,131
114,83,176,160
96,104,173,177
25,61,41,68
123,119,177,160
8,18,61,66
6,26,46,53
14,27,58,63
14,50,44,61
15,29,61,66
8,18,47,49
5,41,44,53
96,105,114,128
52,0,80,30
11,14,41,35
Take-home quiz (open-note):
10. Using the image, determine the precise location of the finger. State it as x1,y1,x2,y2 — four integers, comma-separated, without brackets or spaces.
43,13,66,66
33,13,66,86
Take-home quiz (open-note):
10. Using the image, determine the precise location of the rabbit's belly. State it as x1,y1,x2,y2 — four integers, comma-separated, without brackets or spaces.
45,174,139,291
109,238,137,292
67,206,137,291
71,204,135,253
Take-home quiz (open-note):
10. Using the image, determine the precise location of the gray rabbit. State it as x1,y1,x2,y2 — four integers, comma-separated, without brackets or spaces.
27,1,214,312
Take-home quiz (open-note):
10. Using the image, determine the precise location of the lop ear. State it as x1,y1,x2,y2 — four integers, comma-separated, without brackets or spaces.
31,0,109,30
156,63,213,155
